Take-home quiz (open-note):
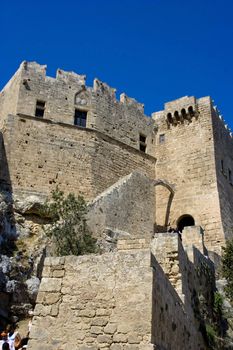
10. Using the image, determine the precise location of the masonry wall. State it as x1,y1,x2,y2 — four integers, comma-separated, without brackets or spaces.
28,245,207,350
0,68,21,127
212,108,233,241
151,257,206,350
1,114,156,201
87,172,154,241
153,96,224,254
0,132,11,190
12,62,156,155
28,251,154,350
151,230,215,349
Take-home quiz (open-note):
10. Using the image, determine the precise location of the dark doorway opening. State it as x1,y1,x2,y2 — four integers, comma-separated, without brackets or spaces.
177,215,195,232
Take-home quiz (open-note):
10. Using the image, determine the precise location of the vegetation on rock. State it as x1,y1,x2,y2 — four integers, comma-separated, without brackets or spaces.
222,239,233,301
42,188,97,256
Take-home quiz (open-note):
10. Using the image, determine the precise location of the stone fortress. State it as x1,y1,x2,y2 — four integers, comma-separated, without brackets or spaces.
0,61,233,349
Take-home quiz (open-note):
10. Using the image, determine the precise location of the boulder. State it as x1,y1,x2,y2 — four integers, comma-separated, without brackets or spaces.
26,277,40,303
14,195,45,215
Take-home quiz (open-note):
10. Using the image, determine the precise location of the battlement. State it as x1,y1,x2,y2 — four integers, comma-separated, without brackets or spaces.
15,61,146,112
164,96,198,125
0,61,155,155
212,103,233,139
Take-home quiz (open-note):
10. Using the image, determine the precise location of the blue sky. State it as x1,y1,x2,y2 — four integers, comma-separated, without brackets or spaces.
1,0,233,129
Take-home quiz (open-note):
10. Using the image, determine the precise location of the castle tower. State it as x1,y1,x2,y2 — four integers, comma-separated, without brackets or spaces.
153,96,233,256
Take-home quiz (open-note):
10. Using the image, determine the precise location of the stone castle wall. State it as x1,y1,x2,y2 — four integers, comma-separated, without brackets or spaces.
212,107,233,240
153,96,225,255
87,172,155,241
1,61,156,156
1,114,155,200
0,67,21,127
27,244,206,350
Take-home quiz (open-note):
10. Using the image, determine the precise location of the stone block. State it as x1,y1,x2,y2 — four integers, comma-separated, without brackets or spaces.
79,309,96,318
91,317,108,327
44,292,61,305
104,323,117,335
97,334,112,344
39,278,62,292
90,326,103,335
113,334,128,343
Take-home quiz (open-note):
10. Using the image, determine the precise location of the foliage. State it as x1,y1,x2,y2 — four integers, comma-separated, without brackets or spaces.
205,324,216,348
213,292,223,315
43,188,97,256
222,239,233,301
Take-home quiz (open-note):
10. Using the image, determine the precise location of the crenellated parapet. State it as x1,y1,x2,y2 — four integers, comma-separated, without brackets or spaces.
120,93,144,113
56,68,86,86
93,78,116,99
212,102,233,141
165,96,198,126
0,61,156,156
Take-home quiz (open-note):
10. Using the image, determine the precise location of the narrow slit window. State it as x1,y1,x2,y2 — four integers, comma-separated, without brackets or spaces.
229,169,232,183
221,160,224,173
35,100,45,118
159,134,165,144
139,134,146,152
74,109,87,127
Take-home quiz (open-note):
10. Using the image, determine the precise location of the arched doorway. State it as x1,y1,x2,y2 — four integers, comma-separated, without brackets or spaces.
177,214,195,232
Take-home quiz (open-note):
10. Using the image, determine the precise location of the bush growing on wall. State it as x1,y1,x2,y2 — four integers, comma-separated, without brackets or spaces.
43,188,97,256
222,238,233,301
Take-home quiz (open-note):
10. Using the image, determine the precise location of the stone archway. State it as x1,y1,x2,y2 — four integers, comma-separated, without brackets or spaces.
177,214,195,232
153,179,175,231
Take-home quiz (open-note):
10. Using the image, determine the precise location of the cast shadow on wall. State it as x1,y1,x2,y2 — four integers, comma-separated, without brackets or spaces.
0,132,16,255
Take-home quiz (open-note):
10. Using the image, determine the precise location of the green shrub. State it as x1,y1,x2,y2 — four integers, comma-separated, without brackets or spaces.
205,323,216,348
213,291,223,315
43,188,97,256
222,239,233,301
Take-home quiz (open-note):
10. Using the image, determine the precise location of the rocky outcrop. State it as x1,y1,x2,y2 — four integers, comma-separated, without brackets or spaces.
0,190,47,325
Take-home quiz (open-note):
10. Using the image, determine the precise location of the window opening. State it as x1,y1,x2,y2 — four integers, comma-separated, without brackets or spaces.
74,109,87,127
167,113,173,123
221,160,224,173
35,100,45,118
139,134,146,152
188,106,194,115
159,134,165,144
181,109,186,119
174,111,179,119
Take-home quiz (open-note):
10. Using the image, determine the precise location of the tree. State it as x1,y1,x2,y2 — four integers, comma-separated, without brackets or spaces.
222,238,233,301
43,188,97,256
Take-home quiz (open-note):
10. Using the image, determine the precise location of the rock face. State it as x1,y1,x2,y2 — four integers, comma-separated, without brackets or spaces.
0,190,47,325
14,195,45,216
0,190,16,246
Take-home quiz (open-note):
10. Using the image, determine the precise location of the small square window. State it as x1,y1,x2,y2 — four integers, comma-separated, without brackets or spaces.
139,133,146,153
35,100,45,118
159,134,165,144
74,109,87,127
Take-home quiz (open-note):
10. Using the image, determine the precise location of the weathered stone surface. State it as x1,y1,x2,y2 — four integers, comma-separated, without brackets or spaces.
104,323,117,335
25,277,40,302
39,278,61,292
14,195,45,215
97,334,112,344
87,172,154,241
